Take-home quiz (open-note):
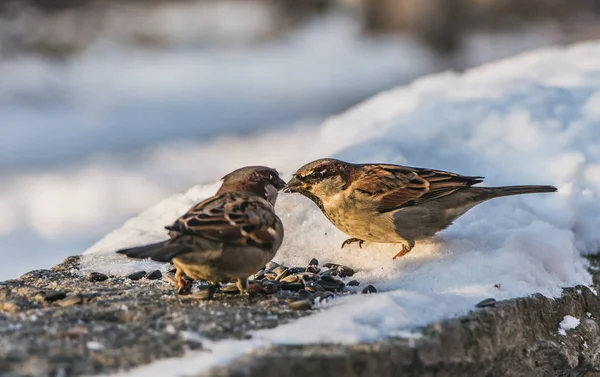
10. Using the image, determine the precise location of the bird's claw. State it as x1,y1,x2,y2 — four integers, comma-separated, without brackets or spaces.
341,238,365,249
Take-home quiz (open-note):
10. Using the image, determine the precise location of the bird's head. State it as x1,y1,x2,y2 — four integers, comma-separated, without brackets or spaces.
285,158,353,203
218,166,286,206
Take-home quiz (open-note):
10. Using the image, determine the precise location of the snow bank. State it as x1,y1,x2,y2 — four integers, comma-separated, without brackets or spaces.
83,40,600,375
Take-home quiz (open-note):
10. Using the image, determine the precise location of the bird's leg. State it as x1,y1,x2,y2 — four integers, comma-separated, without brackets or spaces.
236,278,250,296
392,240,415,260
176,268,192,295
341,238,365,249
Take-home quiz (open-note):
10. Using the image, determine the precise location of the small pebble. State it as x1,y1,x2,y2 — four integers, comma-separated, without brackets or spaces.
43,291,67,302
287,299,312,311
86,272,108,282
145,270,162,280
127,271,147,281
347,280,360,286
362,285,377,294
475,298,497,308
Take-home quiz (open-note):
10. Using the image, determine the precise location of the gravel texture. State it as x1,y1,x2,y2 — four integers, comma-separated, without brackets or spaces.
0,256,311,376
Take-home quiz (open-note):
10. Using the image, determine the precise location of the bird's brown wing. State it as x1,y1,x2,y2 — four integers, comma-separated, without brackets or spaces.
166,192,281,250
354,164,483,213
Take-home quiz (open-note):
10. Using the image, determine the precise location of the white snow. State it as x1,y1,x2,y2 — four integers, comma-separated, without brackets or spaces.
558,315,581,336
0,9,577,280
80,41,600,375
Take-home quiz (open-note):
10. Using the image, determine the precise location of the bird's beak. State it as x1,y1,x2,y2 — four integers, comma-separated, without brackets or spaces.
284,176,305,193
274,175,287,191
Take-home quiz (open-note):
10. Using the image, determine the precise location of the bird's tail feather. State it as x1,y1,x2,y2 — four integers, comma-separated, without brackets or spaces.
476,185,557,200
116,240,192,262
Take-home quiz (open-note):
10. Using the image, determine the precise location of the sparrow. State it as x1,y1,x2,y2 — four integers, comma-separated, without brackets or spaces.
286,158,557,259
116,166,286,295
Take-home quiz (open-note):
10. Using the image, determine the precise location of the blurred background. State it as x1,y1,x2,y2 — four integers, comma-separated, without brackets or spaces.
1,0,600,279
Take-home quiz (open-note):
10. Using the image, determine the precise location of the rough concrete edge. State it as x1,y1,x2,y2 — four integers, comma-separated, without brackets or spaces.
206,285,600,377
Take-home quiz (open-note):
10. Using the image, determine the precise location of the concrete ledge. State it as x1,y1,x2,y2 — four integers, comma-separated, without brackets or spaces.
208,286,600,377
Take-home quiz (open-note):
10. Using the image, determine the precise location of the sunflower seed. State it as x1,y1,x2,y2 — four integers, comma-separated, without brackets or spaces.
313,291,334,302
254,270,266,280
281,275,300,283
316,279,344,291
308,258,319,267
273,266,288,275
57,295,84,307
305,281,325,293
261,281,279,294
475,298,497,308
289,267,307,274
43,291,67,302
362,285,377,294
300,272,319,282
266,261,280,271
319,274,338,283
347,280,360,286
220,284,240,294
297,289,312,299
287,299,312,311
86,272,108,282
127,271,146,281
275,268,291,281
280,282,304,291
306,266,321,274
145,270,162,280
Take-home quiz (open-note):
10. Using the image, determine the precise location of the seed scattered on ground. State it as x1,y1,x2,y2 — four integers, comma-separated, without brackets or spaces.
347,280,360,286
86,272,108,282
127,271,147,281
287,299,312,311
145,270,163,280
475,298,497,308
362,285,377,294
57,294,84,307
43,291,67,302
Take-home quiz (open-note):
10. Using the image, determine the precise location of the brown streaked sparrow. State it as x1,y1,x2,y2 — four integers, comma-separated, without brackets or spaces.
286,158,556,260
116,166,286,295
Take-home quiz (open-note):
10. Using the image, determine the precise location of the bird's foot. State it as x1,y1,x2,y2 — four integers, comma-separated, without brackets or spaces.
392,240,415,260
176,283,192,295
236,278,252,297
341,238,365,249
176,269,193,295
